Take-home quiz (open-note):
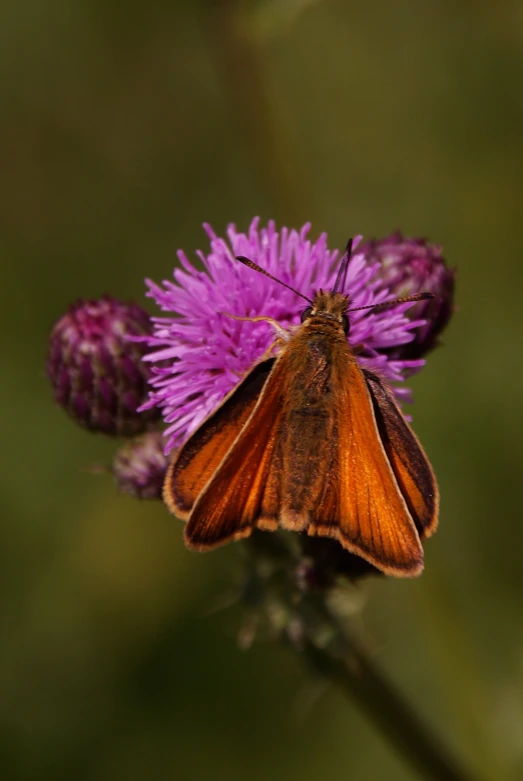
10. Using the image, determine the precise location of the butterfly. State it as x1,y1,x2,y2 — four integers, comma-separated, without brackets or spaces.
163,240,439,577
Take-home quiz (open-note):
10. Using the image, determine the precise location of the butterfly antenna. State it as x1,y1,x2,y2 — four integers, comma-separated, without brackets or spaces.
347,291,434,314
235,256,313,304
333,238,353,294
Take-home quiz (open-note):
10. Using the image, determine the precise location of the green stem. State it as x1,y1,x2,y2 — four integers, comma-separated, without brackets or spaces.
204,0,313,224
244,533,481,780
300,632,482,781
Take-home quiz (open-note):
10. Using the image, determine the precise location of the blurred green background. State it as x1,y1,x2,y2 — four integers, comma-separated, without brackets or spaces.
2,0,523,778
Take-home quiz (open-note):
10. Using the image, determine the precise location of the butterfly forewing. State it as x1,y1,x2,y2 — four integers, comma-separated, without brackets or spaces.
183,354,290,549
308,351,424,577
164,358,275,518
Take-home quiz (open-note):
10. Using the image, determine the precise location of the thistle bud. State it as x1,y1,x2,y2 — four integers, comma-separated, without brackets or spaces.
361,232,455,359
47,296,158,436
112,431,168,499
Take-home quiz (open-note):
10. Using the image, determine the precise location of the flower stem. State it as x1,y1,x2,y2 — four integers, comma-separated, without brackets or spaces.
204,0,313,225
300,631,481,781
243,534,481,780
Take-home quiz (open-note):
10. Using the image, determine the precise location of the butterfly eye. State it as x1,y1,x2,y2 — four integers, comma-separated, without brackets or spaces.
341,314,350,335
300,306,313,323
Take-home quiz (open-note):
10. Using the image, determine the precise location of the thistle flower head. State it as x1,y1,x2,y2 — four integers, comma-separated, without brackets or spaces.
360,232,455,359
113,431,168,499
47,296,159,436
141,219,432,454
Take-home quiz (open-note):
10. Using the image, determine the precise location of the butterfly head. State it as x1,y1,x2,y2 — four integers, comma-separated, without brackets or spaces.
297,237,353,335
300,291,351,335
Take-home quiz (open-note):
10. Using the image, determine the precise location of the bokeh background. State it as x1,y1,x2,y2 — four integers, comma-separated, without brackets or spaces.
2,0,523,779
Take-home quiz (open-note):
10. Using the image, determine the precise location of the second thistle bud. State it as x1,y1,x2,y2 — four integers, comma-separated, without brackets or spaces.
47,296,159,436
113,431,168,499
361,232,455,360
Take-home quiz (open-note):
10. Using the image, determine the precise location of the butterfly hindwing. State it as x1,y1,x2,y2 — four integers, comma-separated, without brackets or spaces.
364,370,439,539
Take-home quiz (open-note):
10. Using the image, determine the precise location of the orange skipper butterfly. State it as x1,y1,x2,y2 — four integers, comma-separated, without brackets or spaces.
163,240,438,577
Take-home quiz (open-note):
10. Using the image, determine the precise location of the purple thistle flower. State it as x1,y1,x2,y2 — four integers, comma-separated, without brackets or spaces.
47,296,159,436
140,219,430,455
360,231,455,360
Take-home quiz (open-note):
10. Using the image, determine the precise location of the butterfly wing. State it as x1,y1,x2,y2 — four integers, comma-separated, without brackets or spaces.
309,355,424,577
180,353,290,550
364,371,439,539
164,358,276,518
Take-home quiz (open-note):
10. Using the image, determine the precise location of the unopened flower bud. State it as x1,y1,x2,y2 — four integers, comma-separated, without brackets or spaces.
112,431,168,499
47,296,158,436
361,232,455,359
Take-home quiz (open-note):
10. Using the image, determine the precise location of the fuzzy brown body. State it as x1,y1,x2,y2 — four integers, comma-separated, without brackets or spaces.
164,290,439,578
278,315,350,530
